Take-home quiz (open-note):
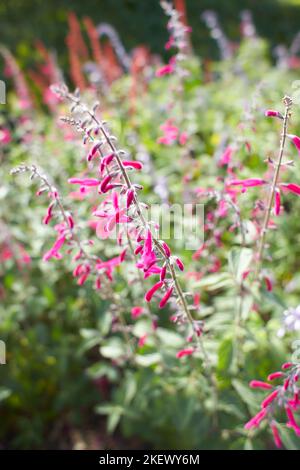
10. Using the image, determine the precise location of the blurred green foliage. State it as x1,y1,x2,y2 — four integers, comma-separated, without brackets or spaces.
1,0,300,69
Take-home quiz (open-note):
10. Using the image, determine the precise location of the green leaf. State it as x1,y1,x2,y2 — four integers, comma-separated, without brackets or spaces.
0,388,11,402
135,353,161,367
232,379,258,413
217,337,234,375
100,338,126,360
86,362,119,382
277,424,300,450
228,247,253,284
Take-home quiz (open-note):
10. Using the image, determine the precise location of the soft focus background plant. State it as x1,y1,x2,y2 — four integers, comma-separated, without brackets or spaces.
1,0,300,450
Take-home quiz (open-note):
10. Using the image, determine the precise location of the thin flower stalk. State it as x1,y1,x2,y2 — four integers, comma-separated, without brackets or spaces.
11,163,135,357
254,96,292,278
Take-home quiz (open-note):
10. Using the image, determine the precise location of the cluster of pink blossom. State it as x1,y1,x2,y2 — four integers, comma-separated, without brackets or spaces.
22,84,207,362
246,362,300,448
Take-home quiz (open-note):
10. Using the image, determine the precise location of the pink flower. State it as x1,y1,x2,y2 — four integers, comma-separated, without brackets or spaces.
43,203,54,225
229,178,267,188
175,257,184,271
161,241,171,258
43,235,66,261
131,306,144,318
87,141,102,161
179,132,188,146
138,334,147,348
165,36,175,50
160,265,167,281
245,408,267,430
274,188,281,216
126,189,135,208
93,192,131,237
157,119,179,146
270,422,282,448
280,182,300,196
219,146,234,167
249,380,273,390
0,128,11,145
261,390,279,408
176,348,194,359
265,110,283,119
155,62,175,77
264,276,273,292
68,178,100,187
282,362,293,370
99,154,115,174
99,174,114,193
122,160,143,170
159,287,174,309
268,372,284,381
145,281,164,302
287,134,300,155
286,407,300,436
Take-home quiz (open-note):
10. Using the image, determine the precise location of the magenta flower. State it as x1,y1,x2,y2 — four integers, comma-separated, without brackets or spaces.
229,178,267,188
87,141,102,161
218,146,234,167
244,409,267,430
161,241,171,258
261,390,279,408
280,182,300,196
43,234,66,261
287,134,300,155
157,119,179,146
159,286,174,309
145,281,164,302
175,257,184,271
270,422,282,449
0,128,11,145
126,189,135,208
68,177,100,187
286,407,300,436
249,380,272,390
274,188,281,216
155,61,175,77
176,348,194,359
264,109,283,119
131,306,144,319
122,160,143,170
268,372,284,381
93,191,131,238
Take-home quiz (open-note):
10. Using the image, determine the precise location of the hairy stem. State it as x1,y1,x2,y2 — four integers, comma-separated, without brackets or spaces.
254,96,292,279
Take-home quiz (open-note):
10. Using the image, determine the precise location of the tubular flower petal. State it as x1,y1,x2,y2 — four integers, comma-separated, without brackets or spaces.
249,380,273,390
68,178,100,187
159,287,174,309
280,182,300,196
145,281,164,302
176,348,194,359
229,178,267,188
